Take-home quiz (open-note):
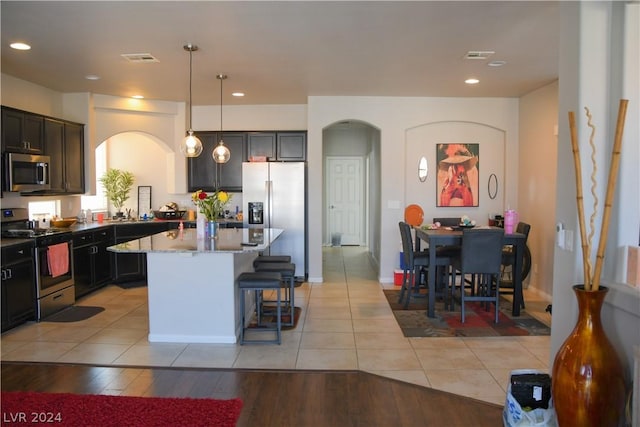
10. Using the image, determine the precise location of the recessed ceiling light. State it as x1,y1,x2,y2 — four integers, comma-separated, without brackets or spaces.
488,60,507,67
465,78,480,85
85,75,100,80
232,92,245,97
10,42,31,50
131,95,144,99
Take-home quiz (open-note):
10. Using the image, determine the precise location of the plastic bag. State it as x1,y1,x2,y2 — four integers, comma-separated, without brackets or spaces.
503,369,557,427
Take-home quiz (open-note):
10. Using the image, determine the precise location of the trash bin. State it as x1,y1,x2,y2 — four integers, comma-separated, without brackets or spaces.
331,233,342,246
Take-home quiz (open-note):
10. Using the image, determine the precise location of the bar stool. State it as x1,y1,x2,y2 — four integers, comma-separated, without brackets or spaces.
254,262,296,326
237,271,282,344
252,255,292,269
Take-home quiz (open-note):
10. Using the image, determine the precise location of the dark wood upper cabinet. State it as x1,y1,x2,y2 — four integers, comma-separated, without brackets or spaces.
44,118,66,192
42,118,84,194
188,132,247,193
63,122,85,193
276,132,306,161
2,106,84,195
247,132,276,160
1,107,44,154
247,131,306,161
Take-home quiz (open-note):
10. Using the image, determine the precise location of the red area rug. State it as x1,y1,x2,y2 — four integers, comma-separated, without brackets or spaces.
1,391,242,427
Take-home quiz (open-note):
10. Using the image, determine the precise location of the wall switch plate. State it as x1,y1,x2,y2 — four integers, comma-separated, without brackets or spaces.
565,230,574,251
387,200,401,209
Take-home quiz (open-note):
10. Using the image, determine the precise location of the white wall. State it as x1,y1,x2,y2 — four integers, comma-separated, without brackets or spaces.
307,96,520,283
405,121,506,226
553,1,640,378
519,81,559,298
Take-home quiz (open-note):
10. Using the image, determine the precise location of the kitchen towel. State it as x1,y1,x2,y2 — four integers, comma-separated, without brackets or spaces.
47,243,69,278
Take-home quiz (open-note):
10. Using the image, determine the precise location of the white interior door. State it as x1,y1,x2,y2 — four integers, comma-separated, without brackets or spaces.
326,157,364,245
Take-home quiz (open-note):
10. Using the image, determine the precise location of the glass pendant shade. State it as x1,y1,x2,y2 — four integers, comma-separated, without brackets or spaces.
212,141,231,163
213,74,231,164
180,130,203,157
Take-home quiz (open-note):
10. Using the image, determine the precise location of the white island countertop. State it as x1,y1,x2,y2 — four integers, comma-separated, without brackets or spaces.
107,227,283,254
106,227,284,344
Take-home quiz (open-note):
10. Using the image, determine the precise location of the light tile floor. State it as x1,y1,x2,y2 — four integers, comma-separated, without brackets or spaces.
0,246,552,405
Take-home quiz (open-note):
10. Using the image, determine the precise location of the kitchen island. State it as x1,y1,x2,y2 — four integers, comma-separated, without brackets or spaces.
108,227,283,344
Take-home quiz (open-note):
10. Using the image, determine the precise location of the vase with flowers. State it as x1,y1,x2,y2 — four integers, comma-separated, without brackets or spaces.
192,189,231,239
551,100,629,427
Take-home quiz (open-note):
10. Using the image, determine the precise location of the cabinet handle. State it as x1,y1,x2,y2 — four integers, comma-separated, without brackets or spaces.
5,268,12,280
17,249,24,255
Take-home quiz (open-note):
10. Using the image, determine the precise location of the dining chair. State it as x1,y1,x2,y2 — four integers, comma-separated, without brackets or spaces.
398,222,453,309
501,222,531,309
398,222,429,308
450,228,504,323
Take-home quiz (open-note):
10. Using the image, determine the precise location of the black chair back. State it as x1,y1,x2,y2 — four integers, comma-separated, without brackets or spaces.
460,228,504,275
398,222,415,267
434,217,461,227
516,222,531,241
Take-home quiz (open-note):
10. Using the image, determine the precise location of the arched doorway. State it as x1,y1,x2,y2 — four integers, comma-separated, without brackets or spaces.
87,131,178,217
322,120,382,271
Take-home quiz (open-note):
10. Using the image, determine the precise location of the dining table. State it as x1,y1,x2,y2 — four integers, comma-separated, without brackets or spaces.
413,226,527,318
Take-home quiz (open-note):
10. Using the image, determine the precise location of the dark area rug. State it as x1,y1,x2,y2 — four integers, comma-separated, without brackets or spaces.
116,280,148,289
43,306,105,323
248,306,302,331
384,289,550,338
1,391,242,427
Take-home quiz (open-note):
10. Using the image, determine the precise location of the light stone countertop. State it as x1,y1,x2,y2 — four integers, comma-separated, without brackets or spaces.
107,227,283,254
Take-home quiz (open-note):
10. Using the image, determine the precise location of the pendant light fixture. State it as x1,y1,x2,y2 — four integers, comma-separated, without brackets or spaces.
212,74,231,163
179,44,203,157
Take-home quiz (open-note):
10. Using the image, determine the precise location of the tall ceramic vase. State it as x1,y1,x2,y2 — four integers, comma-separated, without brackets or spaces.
551,285,626,427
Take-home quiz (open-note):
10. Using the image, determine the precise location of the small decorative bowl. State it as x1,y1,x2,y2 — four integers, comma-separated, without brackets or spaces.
51,218,77,228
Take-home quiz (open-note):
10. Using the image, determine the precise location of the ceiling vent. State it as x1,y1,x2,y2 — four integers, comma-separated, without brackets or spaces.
121,53,159,63
464,51,495,60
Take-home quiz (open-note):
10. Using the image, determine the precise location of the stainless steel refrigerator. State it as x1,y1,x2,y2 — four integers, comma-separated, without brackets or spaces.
242,162,307,279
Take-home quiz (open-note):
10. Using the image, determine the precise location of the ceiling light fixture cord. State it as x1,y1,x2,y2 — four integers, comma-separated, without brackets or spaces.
188,47,193,130
180,44,202,157
212,74,231,164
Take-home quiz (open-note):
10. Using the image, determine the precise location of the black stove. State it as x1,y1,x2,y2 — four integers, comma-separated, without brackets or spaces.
1,207,76,320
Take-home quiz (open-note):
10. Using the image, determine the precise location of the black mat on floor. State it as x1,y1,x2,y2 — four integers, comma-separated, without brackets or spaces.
116,281,147,289
248,307,302,331
44,306,105,323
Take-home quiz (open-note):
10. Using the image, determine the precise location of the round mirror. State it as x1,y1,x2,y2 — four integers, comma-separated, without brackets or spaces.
488,173,498,199
418,156,428,182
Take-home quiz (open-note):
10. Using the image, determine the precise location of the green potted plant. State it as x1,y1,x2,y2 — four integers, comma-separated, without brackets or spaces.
100,168,134,217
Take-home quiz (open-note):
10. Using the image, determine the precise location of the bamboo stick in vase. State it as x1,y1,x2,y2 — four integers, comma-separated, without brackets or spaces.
592,99,629,291
568,111,592,289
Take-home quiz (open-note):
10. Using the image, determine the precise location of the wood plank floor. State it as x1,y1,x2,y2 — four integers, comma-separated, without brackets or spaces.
1,362,503,426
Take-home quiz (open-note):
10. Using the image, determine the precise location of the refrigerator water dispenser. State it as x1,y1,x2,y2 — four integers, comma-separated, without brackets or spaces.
248,202,264,224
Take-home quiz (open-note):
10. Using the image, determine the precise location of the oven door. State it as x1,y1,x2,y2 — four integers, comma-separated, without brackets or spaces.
36,240,74,297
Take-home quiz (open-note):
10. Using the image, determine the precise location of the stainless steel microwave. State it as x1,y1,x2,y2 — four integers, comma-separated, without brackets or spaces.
4,152,51,192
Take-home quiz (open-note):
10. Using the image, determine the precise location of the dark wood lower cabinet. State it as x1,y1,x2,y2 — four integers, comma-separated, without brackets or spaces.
1,242,36,332
73,227,114,299
111,223,169,284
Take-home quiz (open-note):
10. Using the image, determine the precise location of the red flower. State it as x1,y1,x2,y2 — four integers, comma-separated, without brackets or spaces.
198,191,207,200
